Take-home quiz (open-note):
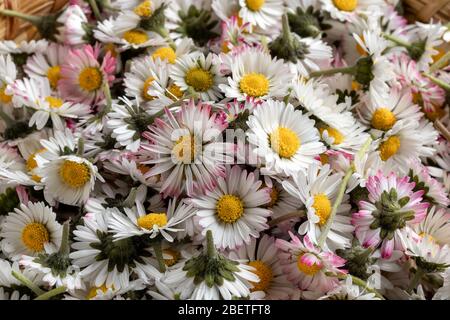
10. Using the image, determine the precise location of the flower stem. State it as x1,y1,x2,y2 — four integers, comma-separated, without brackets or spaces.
429,51,450,73
338,274,385,300
0,109,14,127
0,9,41,25
77,138,85,156
122,187,137,208
206,230,217,259
11,271,45,296
407,268,424,294
383,33,412,49
103,82,112,112
281,14,293,48
59,220,71,256
268,210,305,227
87,0,102,21
309,66,356,78
423,73,450,92
153,242,166,273
155,27,176,49
434,119,450,142
34,286,66,300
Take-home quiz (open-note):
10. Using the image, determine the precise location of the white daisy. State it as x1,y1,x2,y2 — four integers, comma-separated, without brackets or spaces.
246,99,325,175
413,206,450,246
190,165,271,250
0,54,17,107
238,0,283,30
56,5,91,46
0,40,48,56
319,275,381,300
0,201,62,259
321,0,384,22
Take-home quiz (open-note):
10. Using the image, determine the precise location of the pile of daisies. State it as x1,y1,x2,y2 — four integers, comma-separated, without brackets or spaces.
0,0,449,301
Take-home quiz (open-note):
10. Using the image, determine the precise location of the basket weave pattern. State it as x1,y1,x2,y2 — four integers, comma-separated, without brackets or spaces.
404,0,450,22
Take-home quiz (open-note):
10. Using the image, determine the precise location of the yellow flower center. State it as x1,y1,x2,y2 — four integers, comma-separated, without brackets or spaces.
185,67,213,92
166,83,183,99
221,41,231,53
47,65,61,89
419,232,436,243
137,164,151,175
246,0,265,11
312,194,332,226
267,187,279,208
59,160,91,188
379,135,400,161
173,135,196,162
78,67,102,92
137,213,168,230
248,260,273,292
371,108,396,131
0,83,12,103
134,0,152,17
333,0,358,11
123,30,149,45
319,153,329,165
163,248,180,267
356,34,367,56
86,285,109,300
239,73,269,98
424,103,445,121
320,127,344,145
297,254,322,276
104,43,119,58
152,47,176,64
412,92,422,105
269,127,300,159
432,47,448,66
216,194,244,223
26,148,45,172
21,222,49,252
45,96,64,109
142,77,155,101
351,81,361,91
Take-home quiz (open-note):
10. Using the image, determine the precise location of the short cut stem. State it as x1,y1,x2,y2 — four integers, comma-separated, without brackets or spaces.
153,242,166,273
34,286,67,300
309,66,356,78
11,271,45,296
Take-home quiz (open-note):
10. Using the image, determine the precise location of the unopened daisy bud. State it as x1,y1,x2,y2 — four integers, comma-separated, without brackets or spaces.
138,3,167,34
0,188,20,217
354,56,374,87
336,244,375,280
287,6,330,38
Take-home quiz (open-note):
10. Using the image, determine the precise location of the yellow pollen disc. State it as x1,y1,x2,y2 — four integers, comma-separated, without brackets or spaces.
31,175,42,182
0,83,12,103
332,0,358,11
412,92,422,105
371,108,397,131
78,67,102,92
221,41,231,53
45,96,64,109
431,48,448,66
297,254,322,276
137,164,151,175
379,135,400,161
152,47,176,64
185,67,213,92
166,83,183,99
320,153,329,165
248,260,273,292
312,194,332,226
86,285,109,300
351,81,361,91
47,65,61,89
419,232,436,243
356,34,367,56
320,126,344,145
173,135,196,162
216,194,244,223
123,29,149,45
424,104,445,121
59,160,91,188
142,77,155,101
21,222,49,252
26,148,45,172
134,0,153,17
267,187,279,208
239,73,269,98
163,248,180,267
137,213,167,230
104,43,118,58
246,0,265,11
269,127,300,159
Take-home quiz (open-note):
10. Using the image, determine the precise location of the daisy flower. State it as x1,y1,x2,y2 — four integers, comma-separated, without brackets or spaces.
352,171,429,259
220,47,293,101
0,40,48,56
56,5,92,46
321,0,384,22
228,235,297,299
171,52,224,101
0,54,17,107
164,230,259,300
0,201,62,259
238,0,283,30
246,99,325,175
24,42,69,90
413,206,450,246
141,99,234,197
319,275,381,300
59,44,116,105
276,232,347,293
190,165,272,250
10,77,90,130
282,163,354,251
108,199,196,242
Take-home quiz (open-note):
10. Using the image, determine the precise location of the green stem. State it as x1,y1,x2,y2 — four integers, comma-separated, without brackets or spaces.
383,33,412,49
0,9,41,25
87,0,102,21
153,242,166,273
206,230,217,259
11,271,45,296
338,274,385,300
103,82,112,112
281,14,293,48
77,138,85,156
122,188,137,208
155,27,176,49
34,286,66,300
268,210,305,227
59,220,71,256
407,268,424,294
423,73,450,92
429,51,450,73
0,109,14,126
309,66,356,78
